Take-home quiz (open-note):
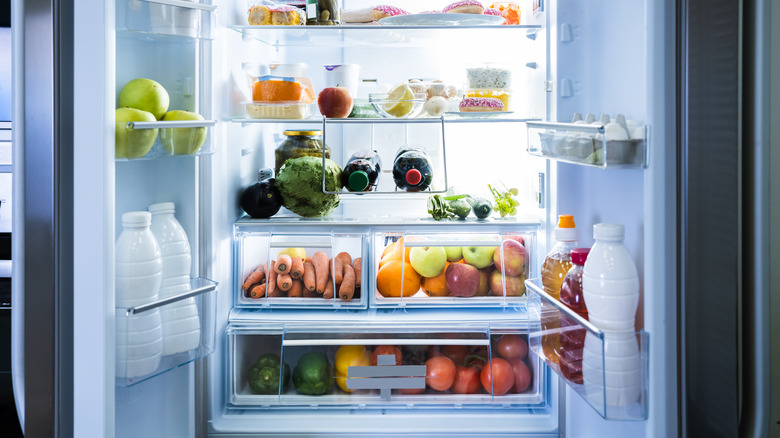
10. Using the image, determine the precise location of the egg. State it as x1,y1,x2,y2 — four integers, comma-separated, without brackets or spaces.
424,96,448,117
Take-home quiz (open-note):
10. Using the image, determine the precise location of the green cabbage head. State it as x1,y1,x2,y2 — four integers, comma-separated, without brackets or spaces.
276,156,342,217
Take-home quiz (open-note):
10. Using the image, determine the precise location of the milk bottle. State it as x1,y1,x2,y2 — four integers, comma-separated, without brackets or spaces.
149,202,200,355
115,211,163,378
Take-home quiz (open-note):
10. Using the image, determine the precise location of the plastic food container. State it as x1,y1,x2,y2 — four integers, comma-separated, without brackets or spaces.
464,89,513,111
465,65,512,90
246,102,313,120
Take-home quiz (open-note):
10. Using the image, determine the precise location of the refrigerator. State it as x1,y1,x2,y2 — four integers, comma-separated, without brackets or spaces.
10,0,776,436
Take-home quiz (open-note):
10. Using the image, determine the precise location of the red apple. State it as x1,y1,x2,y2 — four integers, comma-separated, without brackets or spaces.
445,263,480,297
489,271,527,297
493,239,528,277
475,267,491,296
317,87,353,118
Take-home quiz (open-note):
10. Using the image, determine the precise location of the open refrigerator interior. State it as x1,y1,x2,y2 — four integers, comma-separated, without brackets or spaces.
110,0,658,436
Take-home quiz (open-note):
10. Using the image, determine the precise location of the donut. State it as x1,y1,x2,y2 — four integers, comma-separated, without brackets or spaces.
459,97,504,112
484,8,502,16
341,5,409,23
372,5,409,20
443,0,485,14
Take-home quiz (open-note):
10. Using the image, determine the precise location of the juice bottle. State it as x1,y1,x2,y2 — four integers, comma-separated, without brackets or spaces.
558,247,589,383
392,146,433,192
342,150,382,192
540,214,578,365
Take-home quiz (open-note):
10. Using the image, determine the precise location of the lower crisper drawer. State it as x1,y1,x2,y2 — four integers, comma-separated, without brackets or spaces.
227,323,544,409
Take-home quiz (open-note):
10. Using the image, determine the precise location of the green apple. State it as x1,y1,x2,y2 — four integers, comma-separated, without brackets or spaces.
118,78,170,120
461,245,496,269
409,246,447,278
444,246,463,263
160,110,207,155
115,108,158,159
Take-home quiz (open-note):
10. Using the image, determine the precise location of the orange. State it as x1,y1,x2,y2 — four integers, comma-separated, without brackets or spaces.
421,262,450,297
381,240,396,258
376,260,422,298
391,237,412,263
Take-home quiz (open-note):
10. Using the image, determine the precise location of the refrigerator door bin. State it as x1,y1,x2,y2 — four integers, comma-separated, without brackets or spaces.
526,121,648,168
370,227,536,308
118,0,217,40
116,120,217,161
233,226,368,308
116,277,218,386
227,322,544,408
526,278,648,420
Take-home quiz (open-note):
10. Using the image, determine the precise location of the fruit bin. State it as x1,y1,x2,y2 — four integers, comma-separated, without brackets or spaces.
118,0,217,40
526,121,648,168
116,277,218,387
233,224,368,309
226,321,544,408
370,227,537,308
116,120,217,161
525,278,648,420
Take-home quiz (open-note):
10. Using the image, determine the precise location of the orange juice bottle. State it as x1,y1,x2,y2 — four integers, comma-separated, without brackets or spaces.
540,215,578,364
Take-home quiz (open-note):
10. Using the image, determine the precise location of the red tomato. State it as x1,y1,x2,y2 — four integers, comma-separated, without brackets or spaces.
509,358,532,393
496,334,528,360
451,365,482,394
370,345,403,366
480,358,514,396
425,356,456,391
441,345,469,364
398,387,425,395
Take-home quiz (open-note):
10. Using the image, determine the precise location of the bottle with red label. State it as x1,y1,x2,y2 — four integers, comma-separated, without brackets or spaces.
392,146,433,192
342,150,382,192
558,247,590,384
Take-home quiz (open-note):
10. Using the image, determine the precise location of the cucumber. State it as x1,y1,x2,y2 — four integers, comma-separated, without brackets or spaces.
468,197,493,219
449,199,471,219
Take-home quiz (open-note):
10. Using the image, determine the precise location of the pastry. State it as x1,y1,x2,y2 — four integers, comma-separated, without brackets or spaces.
443,0,485,14
248,5,303,26
341,5,409,23
484,8,502,16
459,97,504,112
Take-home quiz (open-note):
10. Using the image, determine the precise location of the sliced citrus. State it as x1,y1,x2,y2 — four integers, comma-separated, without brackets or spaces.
383,83,415,118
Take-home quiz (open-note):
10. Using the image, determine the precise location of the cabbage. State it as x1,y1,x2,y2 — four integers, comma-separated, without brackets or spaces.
276,156,342,217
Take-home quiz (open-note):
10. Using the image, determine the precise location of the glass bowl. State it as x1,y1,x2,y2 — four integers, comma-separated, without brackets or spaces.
369,93,426,119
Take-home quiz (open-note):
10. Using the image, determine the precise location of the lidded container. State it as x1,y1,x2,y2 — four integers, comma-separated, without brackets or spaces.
275,130,331,176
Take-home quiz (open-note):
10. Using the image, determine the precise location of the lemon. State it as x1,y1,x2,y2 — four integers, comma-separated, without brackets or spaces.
278,247,306,262
383,83,415,118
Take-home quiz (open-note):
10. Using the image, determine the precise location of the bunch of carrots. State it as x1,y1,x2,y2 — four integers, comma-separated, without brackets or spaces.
242,251,361,302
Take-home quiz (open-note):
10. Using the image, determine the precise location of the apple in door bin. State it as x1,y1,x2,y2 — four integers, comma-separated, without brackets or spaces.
318,87,353,118
489,270,527,297
445,263,481,297
115,108,159,159
118,78,170,120
493,239,528,276
160,110,208,155
409,246,447,278
461,246,496,269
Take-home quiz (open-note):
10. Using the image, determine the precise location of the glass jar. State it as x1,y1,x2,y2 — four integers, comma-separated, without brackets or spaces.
274,130,331,175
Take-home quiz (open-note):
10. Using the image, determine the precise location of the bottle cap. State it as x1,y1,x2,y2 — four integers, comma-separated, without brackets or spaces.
570,248,590,265
257,168,274,181
555,214,577,241
593,223,625,241
148,202,175,214
406,168,422,186
122,211,152,227
348,171,370,191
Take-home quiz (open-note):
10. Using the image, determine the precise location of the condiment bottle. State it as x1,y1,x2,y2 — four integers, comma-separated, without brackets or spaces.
342,150,382,192
558,247,590,384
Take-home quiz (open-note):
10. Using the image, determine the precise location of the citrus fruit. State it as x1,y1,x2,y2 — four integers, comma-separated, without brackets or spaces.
278,247,306,262
421,262,450,297
376,259,421,297
383,83,415,118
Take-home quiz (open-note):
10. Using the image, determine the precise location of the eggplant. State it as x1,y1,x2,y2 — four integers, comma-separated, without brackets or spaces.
240,177,283,219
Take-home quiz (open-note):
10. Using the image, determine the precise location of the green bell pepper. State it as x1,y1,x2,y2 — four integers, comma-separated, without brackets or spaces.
292,351,333,395
247,353,290,395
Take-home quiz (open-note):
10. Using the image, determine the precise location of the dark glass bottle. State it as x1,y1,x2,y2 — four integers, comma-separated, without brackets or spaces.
342,150,382,192
392,147,433,192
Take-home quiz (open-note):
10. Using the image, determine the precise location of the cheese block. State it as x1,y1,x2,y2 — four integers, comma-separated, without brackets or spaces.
251,77,315,103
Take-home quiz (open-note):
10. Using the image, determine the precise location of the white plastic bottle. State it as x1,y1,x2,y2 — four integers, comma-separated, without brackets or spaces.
582,331,641,407
115,211,163,378
149,202,200,355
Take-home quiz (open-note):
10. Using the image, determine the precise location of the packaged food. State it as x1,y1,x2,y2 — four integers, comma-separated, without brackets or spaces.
247,3,304,25
251,75,315,103
274,130,330,175
465,88,512,111
488,2,521,25
466,65,511,89
246,102,313,119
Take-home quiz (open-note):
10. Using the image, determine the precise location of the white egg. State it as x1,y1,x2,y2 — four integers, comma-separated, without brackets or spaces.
424,96,448,117
604,122,630,141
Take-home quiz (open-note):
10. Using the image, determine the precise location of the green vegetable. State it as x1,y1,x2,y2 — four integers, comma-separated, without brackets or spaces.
449,199,471,219
488,183,520,217
427,194,457,220
276,156,342,217
468,197,493,219
292,351,333,395
247,353,291,395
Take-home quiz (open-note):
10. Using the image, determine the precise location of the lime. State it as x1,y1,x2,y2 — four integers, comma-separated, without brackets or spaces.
383,83,415,118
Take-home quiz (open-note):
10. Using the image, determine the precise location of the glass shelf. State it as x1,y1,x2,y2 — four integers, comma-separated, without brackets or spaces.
525,278,648,420
118,0,217,40
232,115,541,126
115,120,216,161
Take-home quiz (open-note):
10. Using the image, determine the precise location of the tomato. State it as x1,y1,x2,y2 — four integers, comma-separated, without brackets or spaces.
495,334,528,360
398,386,425,395
480,358,514,396
334,345,370,393
451,365,482,394
466,346,489,368
509,358,532,393
441,345,469,364
425,356,456,391
370,345,402,366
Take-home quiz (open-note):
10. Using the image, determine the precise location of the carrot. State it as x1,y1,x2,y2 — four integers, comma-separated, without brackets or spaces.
312,251,329,294
352,258,361,287
330,257,343,285
242,265,266,290
336,252,352,271
248,282,267,299
323,277,334,299
277,273,293,291
274,254,292,275
289,255,304,279
266,260,277,293
303,286,319,298
339,264,356,301
302,260,316,292
266,284,283,298
287,279,303,298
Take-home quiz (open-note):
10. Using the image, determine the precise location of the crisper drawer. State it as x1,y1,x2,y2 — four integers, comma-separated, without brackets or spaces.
233,226,368,308
371,228,536,308
227,323,544,409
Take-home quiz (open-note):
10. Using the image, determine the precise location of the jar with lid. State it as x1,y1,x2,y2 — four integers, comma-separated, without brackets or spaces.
274,130,331,175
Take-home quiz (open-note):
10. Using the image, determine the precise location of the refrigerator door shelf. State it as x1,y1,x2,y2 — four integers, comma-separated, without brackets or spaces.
115,277,218,387
526,121,648,169
525,278,648,421
226,322,544,409
233,229,369,309
115,120,217,161
118,0,217,40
